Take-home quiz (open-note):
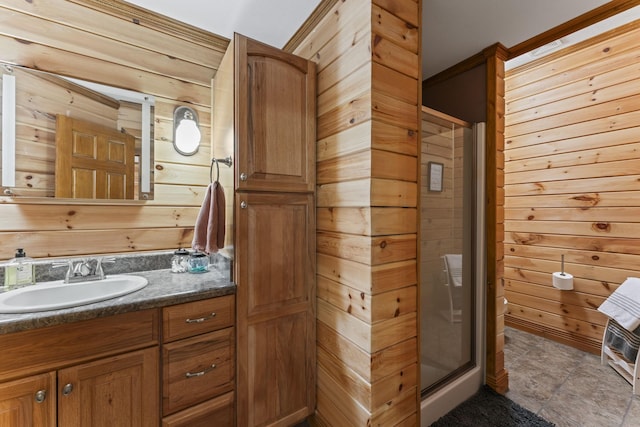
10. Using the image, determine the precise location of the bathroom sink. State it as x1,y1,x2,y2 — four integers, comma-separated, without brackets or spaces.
0,275,148,314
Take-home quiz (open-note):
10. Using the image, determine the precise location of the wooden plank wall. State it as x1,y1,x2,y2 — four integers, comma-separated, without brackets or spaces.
0,0,227,260
293,0,421,424
504,21,640,353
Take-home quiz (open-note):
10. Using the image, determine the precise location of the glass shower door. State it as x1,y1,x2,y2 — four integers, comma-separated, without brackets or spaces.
420,107,485,424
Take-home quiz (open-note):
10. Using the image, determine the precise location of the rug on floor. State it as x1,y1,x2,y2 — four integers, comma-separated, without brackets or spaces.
429,385,556,427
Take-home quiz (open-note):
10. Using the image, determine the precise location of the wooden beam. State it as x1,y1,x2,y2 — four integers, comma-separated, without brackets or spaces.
484,43,509,395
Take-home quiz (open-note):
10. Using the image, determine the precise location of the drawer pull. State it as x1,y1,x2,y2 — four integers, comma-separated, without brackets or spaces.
185,364,217,378
185,312,216,323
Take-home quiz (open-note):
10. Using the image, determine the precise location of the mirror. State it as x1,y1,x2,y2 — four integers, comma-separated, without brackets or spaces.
0,62,154,200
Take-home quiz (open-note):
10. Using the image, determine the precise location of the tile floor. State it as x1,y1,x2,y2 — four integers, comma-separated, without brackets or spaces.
505,326,640,426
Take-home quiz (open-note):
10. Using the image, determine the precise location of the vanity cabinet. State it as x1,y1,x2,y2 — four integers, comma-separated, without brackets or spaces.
0,309,159,427
161,295,235,427
0,372,56,426
214,33,316,426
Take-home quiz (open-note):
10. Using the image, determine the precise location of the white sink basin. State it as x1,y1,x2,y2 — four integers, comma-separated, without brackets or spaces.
0,275,148,314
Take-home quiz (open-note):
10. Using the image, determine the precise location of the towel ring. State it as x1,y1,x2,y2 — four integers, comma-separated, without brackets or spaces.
210,156,233,183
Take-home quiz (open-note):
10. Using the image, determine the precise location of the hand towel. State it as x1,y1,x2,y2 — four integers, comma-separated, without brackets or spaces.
192,181,226,254
598,277,640,331
604,318,640,362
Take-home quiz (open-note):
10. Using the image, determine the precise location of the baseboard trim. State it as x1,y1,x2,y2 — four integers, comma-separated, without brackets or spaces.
506,316,601,355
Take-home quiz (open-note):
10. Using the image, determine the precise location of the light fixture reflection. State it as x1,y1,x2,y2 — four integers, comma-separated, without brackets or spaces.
2,73,16,190
173,106,201,156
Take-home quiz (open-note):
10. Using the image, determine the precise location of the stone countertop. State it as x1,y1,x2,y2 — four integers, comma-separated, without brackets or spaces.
0,268,235,335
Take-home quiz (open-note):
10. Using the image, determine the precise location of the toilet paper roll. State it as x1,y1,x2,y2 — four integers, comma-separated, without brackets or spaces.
552,271,573,290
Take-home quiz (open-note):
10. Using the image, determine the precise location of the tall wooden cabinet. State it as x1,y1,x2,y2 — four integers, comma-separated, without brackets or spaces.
213,33,316,427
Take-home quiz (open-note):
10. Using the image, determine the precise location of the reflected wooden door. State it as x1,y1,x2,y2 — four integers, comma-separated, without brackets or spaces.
55,115,135,199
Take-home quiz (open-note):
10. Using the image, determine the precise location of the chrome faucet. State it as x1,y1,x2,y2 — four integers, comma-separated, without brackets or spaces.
53,257,116,283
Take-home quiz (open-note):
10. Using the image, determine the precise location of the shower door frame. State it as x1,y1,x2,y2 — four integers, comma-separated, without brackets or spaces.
419,120,486,426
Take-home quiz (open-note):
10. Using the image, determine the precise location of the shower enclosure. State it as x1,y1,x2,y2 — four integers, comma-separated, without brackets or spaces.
419,107,486,424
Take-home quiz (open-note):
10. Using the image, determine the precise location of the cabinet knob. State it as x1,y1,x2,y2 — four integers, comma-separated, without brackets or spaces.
62,383,74,396
240,172,248,181
34,390,47,403
240,201,247,209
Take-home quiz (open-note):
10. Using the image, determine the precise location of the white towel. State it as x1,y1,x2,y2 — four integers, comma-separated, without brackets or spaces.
444,254,463,287
598,277,640,332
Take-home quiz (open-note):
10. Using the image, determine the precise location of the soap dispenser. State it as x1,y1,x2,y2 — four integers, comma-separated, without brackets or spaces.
4,248,36,288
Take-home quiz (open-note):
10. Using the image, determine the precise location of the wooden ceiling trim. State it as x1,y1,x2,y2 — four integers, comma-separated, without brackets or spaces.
284,0,339,53
507,0,640,60
68,0,229,51
422,50,486,88
506,18,640,77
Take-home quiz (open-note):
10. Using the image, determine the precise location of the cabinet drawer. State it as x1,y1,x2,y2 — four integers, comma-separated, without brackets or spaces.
162,327,234,415
162,295,234,342
162,391,234,427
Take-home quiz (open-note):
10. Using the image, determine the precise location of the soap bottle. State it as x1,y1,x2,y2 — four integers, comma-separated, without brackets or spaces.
4,248,36,289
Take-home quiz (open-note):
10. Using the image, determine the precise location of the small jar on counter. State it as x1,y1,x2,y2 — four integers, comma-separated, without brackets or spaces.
171,248,190,273
188,251,209,273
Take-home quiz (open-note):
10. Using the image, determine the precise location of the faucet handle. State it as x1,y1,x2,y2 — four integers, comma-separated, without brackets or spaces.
95,257,116,279
52,260,74,283
52,260,73,269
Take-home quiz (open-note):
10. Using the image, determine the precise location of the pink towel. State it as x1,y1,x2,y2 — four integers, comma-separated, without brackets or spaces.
192,182,226,254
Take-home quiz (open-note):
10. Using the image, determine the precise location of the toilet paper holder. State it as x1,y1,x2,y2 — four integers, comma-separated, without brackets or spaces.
553,255,573,290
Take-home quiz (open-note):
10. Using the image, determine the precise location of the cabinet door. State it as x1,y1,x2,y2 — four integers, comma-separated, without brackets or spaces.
0,372,56,427
58,347,159,427
235,192,316,427
235,34,316,193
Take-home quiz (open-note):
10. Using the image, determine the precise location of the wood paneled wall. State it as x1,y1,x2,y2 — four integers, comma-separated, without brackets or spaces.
0,0,227,260
294,0,420,424
504,21,640,353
